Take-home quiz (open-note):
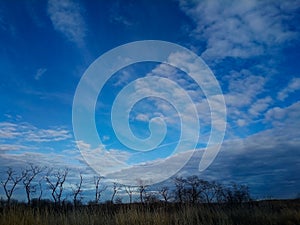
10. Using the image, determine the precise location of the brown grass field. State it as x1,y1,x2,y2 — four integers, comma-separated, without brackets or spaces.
0,199,299,225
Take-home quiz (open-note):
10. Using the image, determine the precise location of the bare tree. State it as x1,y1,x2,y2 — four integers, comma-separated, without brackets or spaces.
72,173,83,207
94,176,106,204
124,185,135,204
111,182,121,203
159,186,172,203
1,168,26,206
199,180,218,203
214,183,227,203
38,178,43,203
137,180,148,204
144,191,159,204
185,175,202,203
23,165,44,205
225,183,251,204
173,176,186,203
45,168,68,205
115,196,123,204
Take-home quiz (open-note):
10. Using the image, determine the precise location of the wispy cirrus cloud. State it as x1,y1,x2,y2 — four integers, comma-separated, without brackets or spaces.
34,68,47,80
47,0,86,46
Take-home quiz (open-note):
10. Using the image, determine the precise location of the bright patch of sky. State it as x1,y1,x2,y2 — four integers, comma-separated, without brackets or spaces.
0,0,300,200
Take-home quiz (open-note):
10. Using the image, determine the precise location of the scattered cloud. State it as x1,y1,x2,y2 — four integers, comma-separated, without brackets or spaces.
47,0,86,46
179,0,300,60
26,128,71,142
220,69,272,129
108,100,300,197
0,122,20,139
76,140,131,176
277,77,300,101
0,144,29,151
1,0,299,201
135,113,149,122
0,121,72,143
248,96,273,117
113,70,133,87
265,101,300,130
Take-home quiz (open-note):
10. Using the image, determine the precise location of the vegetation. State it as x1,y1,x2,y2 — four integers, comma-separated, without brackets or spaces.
0,200,300,225
0,165,299,224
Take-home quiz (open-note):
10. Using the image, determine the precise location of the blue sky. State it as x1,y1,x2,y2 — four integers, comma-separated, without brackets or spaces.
0,0,300,201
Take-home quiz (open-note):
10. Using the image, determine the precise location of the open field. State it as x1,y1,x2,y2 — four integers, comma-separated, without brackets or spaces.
0,200,299,225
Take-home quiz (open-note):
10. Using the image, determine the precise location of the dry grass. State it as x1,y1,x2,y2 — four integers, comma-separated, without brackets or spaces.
0,200,299,225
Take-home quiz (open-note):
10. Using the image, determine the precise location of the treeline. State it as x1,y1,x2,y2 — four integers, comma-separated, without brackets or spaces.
0,165,251,207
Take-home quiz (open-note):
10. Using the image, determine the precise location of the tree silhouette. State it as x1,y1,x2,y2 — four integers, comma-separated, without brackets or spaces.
137,180,148,204
72,173,83,207
124,185,135,204
94,176,106,204
22,164,44,205
159,186,172,203
45,168,68,206
1,167,26,206
173,176,186,203
111,182,121,203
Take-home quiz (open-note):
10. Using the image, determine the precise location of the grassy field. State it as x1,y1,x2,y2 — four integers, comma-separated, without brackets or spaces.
0,200,300,225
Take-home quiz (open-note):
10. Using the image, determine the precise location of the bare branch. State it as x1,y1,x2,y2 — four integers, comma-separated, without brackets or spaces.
23,164,44,205
1,168,26,206
72,173,83,207
94,176,106,204
45,168,68,205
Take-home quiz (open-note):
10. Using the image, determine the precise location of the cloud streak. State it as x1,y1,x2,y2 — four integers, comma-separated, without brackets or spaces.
34,68,47,80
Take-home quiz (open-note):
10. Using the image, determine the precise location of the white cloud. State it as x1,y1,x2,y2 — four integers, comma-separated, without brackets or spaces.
0,121,72,143
34,68,47,80
179,0,300,59
0,144,29,151
102,135,110,142
47,0,86,46
226,71,266,106
248,96,273,117
135,113,149,122
237,119,246,127
106,149,198,185
265,101,300,129
131,75,201,136
0,122,19,139
26,128,71,142
277,77,300,101
113,70,133,87
224,70,267,123
75,140,132,175
111,100,300,196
